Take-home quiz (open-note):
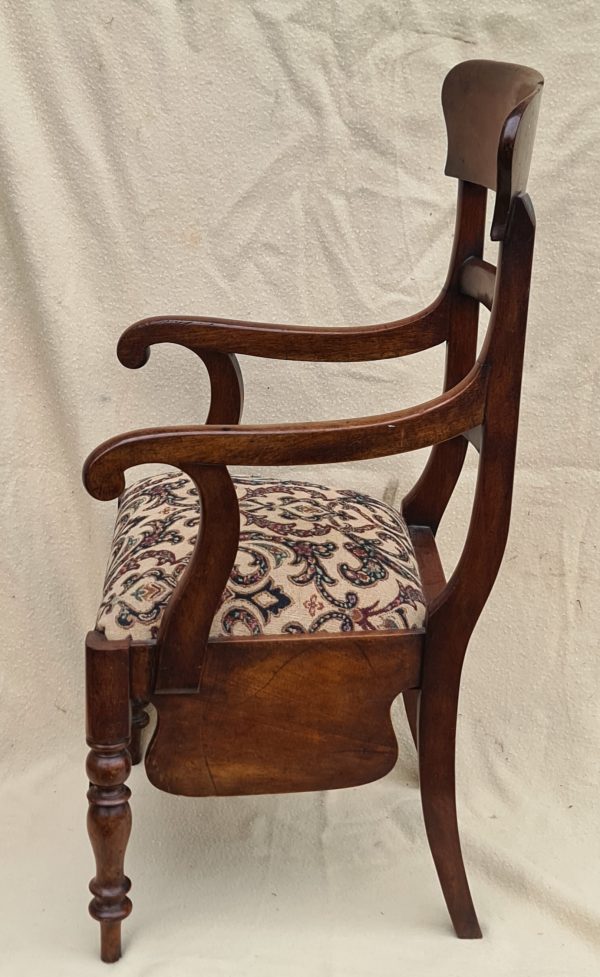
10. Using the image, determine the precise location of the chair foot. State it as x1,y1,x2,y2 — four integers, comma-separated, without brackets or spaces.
454,916,483,939
130,698,150,765
87,746,133,962
418,686,482,939
99,920,125,964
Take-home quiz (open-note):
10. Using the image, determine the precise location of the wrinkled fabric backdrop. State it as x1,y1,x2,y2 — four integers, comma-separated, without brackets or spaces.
1,2,598,975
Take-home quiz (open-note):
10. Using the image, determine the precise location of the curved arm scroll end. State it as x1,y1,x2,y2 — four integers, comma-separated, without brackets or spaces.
83,452,127,502
117,327,151,370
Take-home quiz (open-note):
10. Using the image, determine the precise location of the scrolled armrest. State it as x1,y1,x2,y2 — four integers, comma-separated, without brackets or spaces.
117,296,448,368
83,363,486,502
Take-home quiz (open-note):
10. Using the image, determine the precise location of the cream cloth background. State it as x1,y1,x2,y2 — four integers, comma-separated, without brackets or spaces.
1,2,599,975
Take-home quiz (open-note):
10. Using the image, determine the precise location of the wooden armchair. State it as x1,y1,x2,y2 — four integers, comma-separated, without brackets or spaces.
83,59,543,962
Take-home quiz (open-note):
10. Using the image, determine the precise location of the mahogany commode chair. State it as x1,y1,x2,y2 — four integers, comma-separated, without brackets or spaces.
83,59,543,962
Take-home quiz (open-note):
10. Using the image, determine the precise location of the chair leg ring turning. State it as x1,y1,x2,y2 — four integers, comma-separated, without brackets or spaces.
86,746,133,963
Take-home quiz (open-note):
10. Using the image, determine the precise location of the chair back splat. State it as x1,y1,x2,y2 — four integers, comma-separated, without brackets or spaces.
442,59,543,239
82,59,543,961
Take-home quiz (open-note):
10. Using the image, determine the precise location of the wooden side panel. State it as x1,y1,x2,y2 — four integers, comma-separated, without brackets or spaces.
145,632,423,796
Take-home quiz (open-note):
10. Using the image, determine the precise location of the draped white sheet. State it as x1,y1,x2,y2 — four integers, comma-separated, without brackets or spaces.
1,2,598,974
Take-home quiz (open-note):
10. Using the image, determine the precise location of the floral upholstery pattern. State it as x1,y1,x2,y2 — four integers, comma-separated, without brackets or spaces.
96,472,427,641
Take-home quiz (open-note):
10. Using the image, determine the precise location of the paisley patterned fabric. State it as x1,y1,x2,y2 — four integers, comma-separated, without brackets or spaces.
96,472,426,641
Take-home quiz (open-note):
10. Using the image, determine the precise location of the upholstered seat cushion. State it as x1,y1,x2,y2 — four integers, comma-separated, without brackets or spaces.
96,472,426,641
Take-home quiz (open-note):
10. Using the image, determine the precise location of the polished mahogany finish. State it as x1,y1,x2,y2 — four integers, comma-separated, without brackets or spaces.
145,631,423,796
442,59,543,239
83,59,543,960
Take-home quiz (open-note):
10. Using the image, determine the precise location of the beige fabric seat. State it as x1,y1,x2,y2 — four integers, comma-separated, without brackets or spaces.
96,471,427,642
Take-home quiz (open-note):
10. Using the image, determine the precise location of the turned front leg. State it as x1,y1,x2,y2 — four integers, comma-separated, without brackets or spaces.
87,746,132,961
86,633,133,962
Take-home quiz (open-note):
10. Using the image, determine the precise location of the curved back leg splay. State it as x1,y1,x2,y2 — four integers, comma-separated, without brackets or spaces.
417,663,481,938
82,60,543,959
410,188,537,938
